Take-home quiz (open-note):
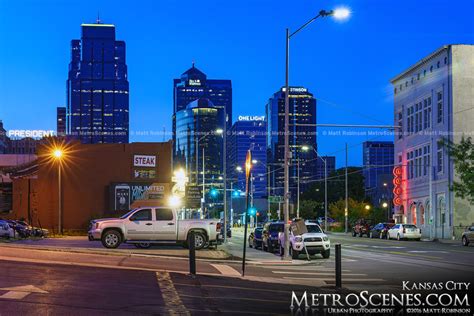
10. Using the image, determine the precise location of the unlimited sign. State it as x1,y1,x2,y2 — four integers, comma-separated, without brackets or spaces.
133,155,156,167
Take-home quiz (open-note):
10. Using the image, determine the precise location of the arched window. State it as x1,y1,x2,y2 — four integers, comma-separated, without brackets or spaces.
411,203,417,225
419,204,425,225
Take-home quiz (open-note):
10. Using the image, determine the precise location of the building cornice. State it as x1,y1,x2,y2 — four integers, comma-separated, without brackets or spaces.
390,45,450,84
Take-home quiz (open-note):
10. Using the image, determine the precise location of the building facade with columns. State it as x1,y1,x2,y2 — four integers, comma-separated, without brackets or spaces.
391,44,474,239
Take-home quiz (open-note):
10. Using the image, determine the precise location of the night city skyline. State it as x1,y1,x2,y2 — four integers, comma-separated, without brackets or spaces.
1,0,474,168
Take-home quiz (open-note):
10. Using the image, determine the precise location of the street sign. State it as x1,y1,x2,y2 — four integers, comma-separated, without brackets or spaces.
269,195,283,203
185,185,202,209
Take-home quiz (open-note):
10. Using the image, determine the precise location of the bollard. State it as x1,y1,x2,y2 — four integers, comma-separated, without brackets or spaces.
189,231,196,276
335,243,341,288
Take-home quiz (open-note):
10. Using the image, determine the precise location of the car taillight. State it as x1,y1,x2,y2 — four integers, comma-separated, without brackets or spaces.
216,223,222,232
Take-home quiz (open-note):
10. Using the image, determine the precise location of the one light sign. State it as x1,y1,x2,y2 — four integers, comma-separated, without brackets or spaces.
133,155,156,167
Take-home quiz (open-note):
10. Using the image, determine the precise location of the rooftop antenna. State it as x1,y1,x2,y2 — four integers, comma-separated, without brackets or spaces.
192,59,195,68
96,11,101,24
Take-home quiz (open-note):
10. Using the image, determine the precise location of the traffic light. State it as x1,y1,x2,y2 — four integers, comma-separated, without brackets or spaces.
248,207,257,216
210,188,218,197
232,190,239,197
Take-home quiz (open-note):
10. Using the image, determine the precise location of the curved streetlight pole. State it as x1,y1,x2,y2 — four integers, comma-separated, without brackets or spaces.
283,9,348,259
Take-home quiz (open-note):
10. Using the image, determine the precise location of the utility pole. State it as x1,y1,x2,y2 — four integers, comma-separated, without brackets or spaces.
223,124,227,242
201,147,205,218
267,164,271,220
297,159,300,218
345,143,348,233
283,28,290,259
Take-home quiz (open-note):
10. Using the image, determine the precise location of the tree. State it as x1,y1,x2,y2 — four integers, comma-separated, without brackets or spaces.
329,198,370,223
298,199,323,220
441,136,474,204
300,167,367,215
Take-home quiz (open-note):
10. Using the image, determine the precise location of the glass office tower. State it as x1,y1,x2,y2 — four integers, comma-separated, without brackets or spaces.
363,141,394,207
227,117,267,198
266,87,318,200
174,98,224,186
67,22,129,143
172,64,231,157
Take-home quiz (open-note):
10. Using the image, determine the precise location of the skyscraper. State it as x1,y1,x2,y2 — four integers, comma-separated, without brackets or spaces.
362,141,394,208
67,22,129,144
174,98,224,186
57,107,66,137
266,87,318,201
227,116,267,198
173,64,232,157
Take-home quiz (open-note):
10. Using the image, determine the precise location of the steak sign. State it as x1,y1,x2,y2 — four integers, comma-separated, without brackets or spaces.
133,155,156,167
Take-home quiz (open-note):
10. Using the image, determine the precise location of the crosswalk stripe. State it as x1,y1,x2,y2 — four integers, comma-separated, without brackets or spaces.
211,264,241,277
272,271,365,276
156,272,190,315
283,277,385,282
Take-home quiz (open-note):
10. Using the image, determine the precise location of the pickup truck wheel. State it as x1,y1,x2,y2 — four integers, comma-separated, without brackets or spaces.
101,230,121,249
189,232,206,250
352,231,356,237
359,232,363,237
322,249,330,259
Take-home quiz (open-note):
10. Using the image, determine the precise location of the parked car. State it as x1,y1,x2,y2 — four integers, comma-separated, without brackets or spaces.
88,207,223,249
278,222,330,259
352,219,371,237
0,220,15,239
461,226,474,246
387,224,421,240
248,227,263,249
369,222,395,239
262,222,284,253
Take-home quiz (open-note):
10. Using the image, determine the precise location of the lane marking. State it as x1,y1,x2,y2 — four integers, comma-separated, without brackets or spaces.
156,272,190,316
271,271,365,276
283,277,385,282
0,285,48,300
210,264,241,277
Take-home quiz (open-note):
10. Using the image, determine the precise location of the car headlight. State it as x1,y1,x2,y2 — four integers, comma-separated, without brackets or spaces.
294,236,302,242
323,236,329,241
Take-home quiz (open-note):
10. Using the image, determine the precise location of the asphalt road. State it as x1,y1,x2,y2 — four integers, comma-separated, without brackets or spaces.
0,260,331,315
0,232,473,315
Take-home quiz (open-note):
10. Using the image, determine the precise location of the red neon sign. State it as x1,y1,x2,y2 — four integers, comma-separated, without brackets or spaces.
393,166,403,206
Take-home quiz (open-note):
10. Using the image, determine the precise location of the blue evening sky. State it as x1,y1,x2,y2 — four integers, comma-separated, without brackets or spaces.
0,0,473,167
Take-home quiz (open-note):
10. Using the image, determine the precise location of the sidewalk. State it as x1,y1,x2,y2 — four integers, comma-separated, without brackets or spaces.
0,236,231,260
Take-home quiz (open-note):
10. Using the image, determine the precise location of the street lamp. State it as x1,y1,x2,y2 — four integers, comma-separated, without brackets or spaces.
365,205,371,210
282,7,350,259
52,148,63,234
302,145,328,231
382,202,388,208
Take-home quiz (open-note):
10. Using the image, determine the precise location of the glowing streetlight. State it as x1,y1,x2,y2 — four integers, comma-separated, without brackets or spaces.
51,147,64,234
53,149,63,159
236,166,242,172
168,195,182,208
215,128,224,135
365,205,371,210
382,202,388,208
332,7,351,20
251,159,258,164
301,145,310,152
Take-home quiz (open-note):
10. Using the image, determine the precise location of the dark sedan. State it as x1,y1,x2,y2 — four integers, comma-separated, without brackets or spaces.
248,227,263,249
369,222,395,239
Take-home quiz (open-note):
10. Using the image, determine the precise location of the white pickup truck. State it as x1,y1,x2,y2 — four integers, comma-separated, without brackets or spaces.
88,207,223,249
